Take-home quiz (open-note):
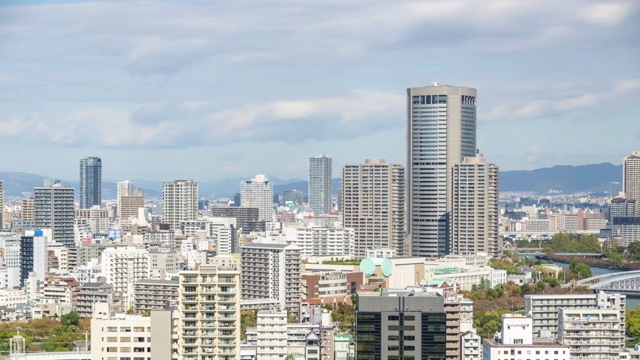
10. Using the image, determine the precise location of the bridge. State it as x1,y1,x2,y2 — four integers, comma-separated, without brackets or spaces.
572,270,640,292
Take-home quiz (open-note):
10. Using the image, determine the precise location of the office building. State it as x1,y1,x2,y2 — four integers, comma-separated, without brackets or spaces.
21,197,35,223
309,154,332,215
117,180,134,217
19,230,48,286
162,180,198,231
91,302,173,360
408,84,477,257
35,180,75,248
256,310,288,359
133,279,179,312
209,206,264,234
524,292,626,343
355,291,452,360
483,315,570,360
284,223,355,258
120,189,145,221
624,151,640,201
76,206,109,235
450,156,500,256
241,174,274,222
75,278,123,317
241,241,301,312
342,159,405,257
558,308,622,359
101,247,150,309
177,255,241,359
79,156,102,209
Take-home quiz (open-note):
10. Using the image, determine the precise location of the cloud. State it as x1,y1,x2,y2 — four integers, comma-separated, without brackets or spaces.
0,90,403,148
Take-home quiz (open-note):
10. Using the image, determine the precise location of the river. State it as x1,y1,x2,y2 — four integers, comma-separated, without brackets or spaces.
519,255,640,308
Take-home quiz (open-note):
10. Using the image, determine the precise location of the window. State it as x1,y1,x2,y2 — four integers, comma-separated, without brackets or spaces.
120,327,131,332
388,315,399,321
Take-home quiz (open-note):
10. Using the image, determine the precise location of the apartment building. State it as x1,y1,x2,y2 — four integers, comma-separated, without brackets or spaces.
177,255,241,360
241,241,301,313
524,292,626,344
75,278,122,317
133,279,179,312
256,310,288,359
284,223,355,258
162,180,198,231
102,247,150,309
558,308,622,360
91,302,173,360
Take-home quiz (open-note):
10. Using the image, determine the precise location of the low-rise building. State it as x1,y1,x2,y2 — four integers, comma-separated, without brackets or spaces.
75,277,122,317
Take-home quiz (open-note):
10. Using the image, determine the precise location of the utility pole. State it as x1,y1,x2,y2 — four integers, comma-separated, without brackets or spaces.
85,330,89,358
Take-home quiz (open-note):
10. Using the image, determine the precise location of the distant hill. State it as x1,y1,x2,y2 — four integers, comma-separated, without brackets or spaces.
0,163,623,200
500,163,622,194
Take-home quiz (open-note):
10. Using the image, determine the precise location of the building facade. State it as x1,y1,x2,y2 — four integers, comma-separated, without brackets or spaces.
79,156,102,209
240,175,274,222
162,180,198,231
624,151,640,201
408,84,477,257
309,154,332,215
133,279,179,312
117,180,134,218
450,156,500,257
256,310,288,359
101,247,150,309
35,181,75,248
342,159,405,257
177,255,241,360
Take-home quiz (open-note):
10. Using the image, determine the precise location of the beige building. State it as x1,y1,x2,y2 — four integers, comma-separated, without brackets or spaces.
177,255,241,360
342,159,405,257
21,197,35,223
117,180,134,218
91,302,173,360
120,189,145,221
76,206,109,235
624,151,640,200
240,174,274,222
450,156,500,257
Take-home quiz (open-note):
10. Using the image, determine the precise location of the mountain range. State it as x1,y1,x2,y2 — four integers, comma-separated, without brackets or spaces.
0,162,623,200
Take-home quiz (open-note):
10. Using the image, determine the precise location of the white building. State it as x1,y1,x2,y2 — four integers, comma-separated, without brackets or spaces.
461,331,482,360
483,315,570,360
75,206,109,235
558,308,622,360
0,288,28,307
74,258,102,285
162,179,198,231
256,309,288,359
117,180,134,218
241,174,274,222
284,223,354,258
101,247,150,309
241,240,302,312
424,266,507,291
91,302,173,360
0,267,20,288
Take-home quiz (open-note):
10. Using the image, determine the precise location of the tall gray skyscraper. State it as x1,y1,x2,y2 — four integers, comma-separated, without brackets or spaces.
162,180,198,231
80,157,102,209
241,175,274,222
35,180,75,248
624,151,640,201
309,154,332,215
407,83,477,257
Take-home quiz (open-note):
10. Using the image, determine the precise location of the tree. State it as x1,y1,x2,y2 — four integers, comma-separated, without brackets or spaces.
60,312,79,327
535,281,546,293
627,307,640,346
569,261,592,280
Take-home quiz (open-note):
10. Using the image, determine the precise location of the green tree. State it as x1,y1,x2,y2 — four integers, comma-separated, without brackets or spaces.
627,307,640,346
569,261,593,279
535,281,546,293
60,312,79,327
629,242,640,260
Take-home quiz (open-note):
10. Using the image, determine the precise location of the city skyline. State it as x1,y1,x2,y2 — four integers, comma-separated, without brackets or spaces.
0,1,638,181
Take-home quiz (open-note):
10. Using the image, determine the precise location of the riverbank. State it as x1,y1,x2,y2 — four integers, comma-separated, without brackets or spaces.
539,252,640,272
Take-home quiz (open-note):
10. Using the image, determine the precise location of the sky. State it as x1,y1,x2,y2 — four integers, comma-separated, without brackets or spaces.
0,0,639,182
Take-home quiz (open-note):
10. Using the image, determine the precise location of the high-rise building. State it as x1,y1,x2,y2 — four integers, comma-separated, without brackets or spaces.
256,310,288,359
21,197,35,223
117,180,133,217
355,291,454,359
309,154,332,215
408,83,477,257
101,247,150,309
120,189,145,221
624,151,640,199
282,189,305,206
79,156,102,209
162,180,198,231
34,180,75,248
19,230,48,286
177,255,241,359
450,156,500,257
241,241,301,313
342,159,405,257
240,174,274,222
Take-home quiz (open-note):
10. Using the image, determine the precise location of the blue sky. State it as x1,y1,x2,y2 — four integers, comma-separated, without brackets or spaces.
0,0,638,181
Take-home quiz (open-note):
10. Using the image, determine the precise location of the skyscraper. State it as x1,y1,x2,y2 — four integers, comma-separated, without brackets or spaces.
450,156,500,257
342,159,405,257
79,157,102,209
117,180,133,218
623,151,640,201
0,180,4,229
162,180,198,231
407,83,477,257
240,174,274,222
309,154,332,215
35,180,76,248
